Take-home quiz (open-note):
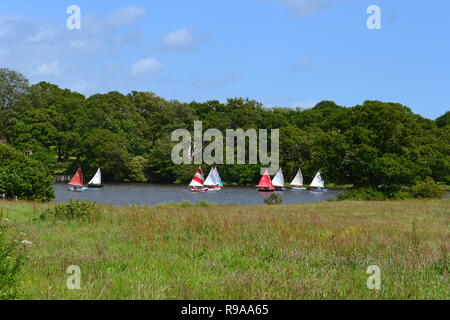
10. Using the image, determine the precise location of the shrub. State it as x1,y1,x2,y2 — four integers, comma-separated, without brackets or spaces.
337,187,388,201
39,200,99,221
264,193,283,205
0,225,24,300
0,144,54,201
411,177,445,199
337,187,413,201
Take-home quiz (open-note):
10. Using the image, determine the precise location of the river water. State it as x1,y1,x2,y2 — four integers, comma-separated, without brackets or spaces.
54,183,342,206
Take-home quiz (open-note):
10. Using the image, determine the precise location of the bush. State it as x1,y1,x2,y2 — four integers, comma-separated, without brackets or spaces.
411,177,445,199
0,225,24,300
0,144,54,201
337,187,413,201
338,188,388,201
39,200,99,221
264,193,283,205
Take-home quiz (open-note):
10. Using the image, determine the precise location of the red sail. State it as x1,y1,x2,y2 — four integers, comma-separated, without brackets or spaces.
68,168,84,187
190,168,205,185
256,169,274,189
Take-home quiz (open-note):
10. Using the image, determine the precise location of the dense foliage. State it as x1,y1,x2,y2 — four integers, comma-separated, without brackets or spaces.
0,69,448,189
0,144,54,201
410,177,446,199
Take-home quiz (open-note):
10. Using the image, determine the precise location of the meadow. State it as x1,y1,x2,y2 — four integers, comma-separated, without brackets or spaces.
0,199,449,300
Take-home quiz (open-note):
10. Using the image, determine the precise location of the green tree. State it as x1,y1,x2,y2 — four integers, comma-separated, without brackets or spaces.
127,156,148,182
436,111,450,128
0,68,29,110
0,144,54,201
81,129,130,182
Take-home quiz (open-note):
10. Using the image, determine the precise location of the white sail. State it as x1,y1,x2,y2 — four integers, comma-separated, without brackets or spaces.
272,169,285,187
88,168,102,185
290,169,304,186
310,171,325,188
204,168,217,186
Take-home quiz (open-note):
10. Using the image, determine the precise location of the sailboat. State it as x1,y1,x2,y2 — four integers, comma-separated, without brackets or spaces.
290,168,306,190
68,168,88,192
310,170,328,192
189,168,208,192
256,169,275,192
272,169,285,191
204,167,223,191
88,168,103,188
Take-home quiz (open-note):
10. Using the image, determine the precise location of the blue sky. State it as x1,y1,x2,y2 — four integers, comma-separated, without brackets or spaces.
0,0,448,118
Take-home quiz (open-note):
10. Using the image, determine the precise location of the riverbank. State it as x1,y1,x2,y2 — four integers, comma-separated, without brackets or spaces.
1,199,449,299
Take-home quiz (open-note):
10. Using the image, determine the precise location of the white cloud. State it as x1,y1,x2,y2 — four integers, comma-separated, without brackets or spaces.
131,58,163,77
35,60,66,76
273,0,336,16
0,24,11,38
106,6,146,28
0,6,148,80
29,26,57,42
0,16,24,39
156,28,207,51
162,28,196,48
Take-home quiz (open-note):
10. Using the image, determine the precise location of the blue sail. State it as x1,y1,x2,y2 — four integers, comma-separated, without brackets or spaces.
215,167,223,187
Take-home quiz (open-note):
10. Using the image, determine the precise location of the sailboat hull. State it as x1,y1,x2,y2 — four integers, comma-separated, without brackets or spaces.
257,187,275,192
274,187,286,191
88,184,104,188
291,187,306,190
311,189,328,192
205,186,223,191
69,187,88,192
190,187,208,193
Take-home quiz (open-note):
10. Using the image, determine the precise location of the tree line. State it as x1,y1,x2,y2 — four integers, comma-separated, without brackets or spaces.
0,68,448,195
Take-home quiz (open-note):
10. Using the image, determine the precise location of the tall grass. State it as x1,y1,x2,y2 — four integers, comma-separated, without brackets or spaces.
0,221,25,300
0,199,448,300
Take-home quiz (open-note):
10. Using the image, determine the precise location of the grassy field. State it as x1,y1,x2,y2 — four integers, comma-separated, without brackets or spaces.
0,199,449,300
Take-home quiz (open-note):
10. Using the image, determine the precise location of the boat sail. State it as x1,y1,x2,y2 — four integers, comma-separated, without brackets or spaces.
189,168,208,192
214,168,223,188
204,168,216,186
310,171,328,192
256,169,275,192
68,168,87,192
88,168,103,188
290,169,306,190
204,167,223,191
272,169,285,191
